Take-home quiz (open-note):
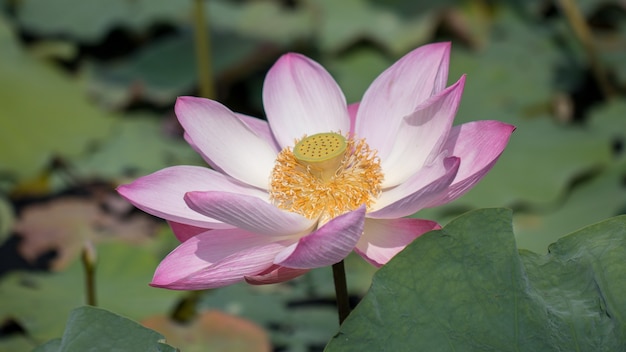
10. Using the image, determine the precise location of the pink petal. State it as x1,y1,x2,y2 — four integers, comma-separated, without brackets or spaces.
369,157,460,219
117,166,266,228
167,221,208,242
175,96,277,189
244,265,309,285
427,120,516,207
262,53,350,147
347,102,359,135
235,113,281,152
184,191,314,237
355,42,451,158
183,113,280,172
274,206,366,269
355,218,441,267
183,132,224,173
150,228,293,290
381,76,466,187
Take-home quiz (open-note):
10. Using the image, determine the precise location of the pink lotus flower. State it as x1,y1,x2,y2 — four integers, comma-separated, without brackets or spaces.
117,42,514,290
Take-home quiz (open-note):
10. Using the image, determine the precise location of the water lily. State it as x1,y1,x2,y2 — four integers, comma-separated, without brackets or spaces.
117,42,514,290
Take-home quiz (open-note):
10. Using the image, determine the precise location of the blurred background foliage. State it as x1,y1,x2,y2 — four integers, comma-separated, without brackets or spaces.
0,0,625,350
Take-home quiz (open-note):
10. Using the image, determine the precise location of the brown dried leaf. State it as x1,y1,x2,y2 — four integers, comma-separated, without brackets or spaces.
142,310,271,352
13,190,159,271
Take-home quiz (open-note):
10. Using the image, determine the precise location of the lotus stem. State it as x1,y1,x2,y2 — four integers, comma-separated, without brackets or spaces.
332,260,351,324
82,241,97,306
192,0,215,99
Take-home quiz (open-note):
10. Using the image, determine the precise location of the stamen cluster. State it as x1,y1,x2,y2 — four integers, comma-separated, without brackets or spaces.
269,135,383,224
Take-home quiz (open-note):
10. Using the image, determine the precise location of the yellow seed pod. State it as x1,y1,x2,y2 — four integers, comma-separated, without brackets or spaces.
293,133,347,181
294,133,346,162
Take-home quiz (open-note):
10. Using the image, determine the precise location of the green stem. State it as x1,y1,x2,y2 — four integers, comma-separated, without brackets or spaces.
558,0,614,100
192,0,215,99
82,242,97,306
332,260,350,324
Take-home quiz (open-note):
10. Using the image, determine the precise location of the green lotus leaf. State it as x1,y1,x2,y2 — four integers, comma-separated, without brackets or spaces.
326,208,626,351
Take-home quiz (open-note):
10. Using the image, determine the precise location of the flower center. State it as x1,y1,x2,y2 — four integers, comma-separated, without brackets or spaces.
269,132,384,224
293,132,347,182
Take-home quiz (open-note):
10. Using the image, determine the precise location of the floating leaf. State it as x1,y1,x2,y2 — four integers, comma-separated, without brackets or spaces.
514,154,626,253
33,306,176,352
0,335,36,352
508,100,626,252
314,0,440,54
0,18,115,181
32,339,61,352
423,10,613,209
328,47,392,103
208,0,313,45
326,208,626,351
16,0,185,42
86,30,272,108
588,99,626,148
75,114,201,179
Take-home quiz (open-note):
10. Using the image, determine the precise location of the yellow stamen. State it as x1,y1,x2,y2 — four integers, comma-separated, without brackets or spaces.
269,132,383,224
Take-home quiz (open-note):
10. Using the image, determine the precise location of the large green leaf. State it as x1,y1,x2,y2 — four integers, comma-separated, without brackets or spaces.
326,208,626,351
33,306,176,352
